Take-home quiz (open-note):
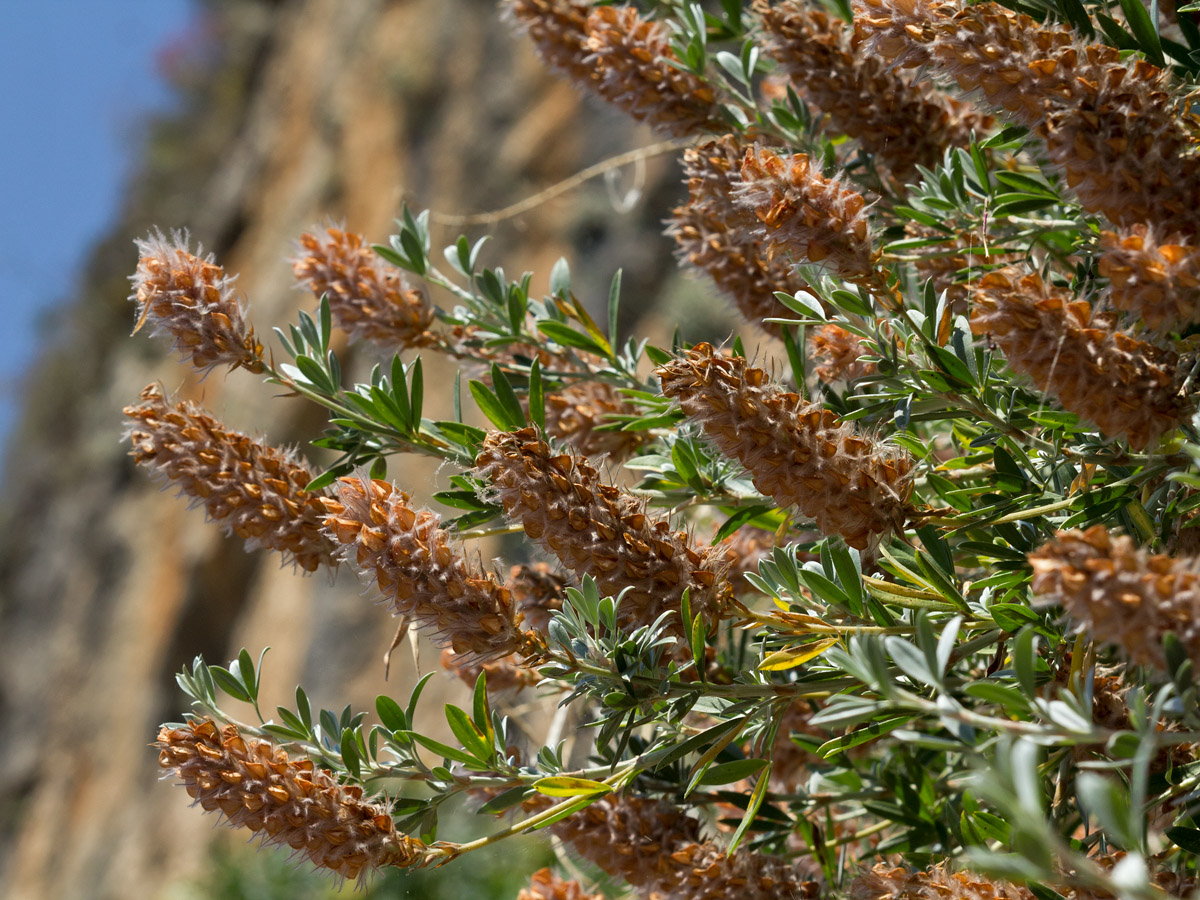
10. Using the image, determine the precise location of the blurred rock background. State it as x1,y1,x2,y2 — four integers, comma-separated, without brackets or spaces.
0,1,740,897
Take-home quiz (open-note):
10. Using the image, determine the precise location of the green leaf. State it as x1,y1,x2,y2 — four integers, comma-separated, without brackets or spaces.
1117,0,1164,64
759,637,839,671
1014,627,1039,697
478,787,531,815
470,380,520,431
537,320,610,356
445,704,492,762
407,731,482,766
472,672,494,749
210,666,252,703
376,695,407,733
490,364,526,429
728,764,773,853
697,758,769,785
817,715,915,759
550,258,571,297
528,358,545,431
294,355,334,393
1166,826,1200,853
607,269,622,347
410,357,424,427
340,728,362,779
533,776,613,797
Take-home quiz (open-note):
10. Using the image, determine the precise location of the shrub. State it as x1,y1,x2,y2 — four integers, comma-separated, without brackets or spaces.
134,1,1200,897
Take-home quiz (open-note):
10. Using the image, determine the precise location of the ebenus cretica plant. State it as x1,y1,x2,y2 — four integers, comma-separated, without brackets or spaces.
133,0,1200,896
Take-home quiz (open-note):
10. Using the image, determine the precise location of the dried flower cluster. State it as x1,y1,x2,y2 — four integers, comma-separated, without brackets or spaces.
583,6,724,137
322,475,540,661
156,718,425,880
736,146,880,291
853,0,1200,235
848,863,1032,900
545,794,821,900
969,269,1185,450
475,428,733,632
668,135,805,335
517,868,604,900
505,0,724,136
1029,525,1200,671
293,227,435,350
658,343,914,549
755,0,989,179
131,230,263,373
503,0,594,85
124,384,334,571
808,323,877,382
545,378,646,460
903,221,1013,308
1099,226,1200,332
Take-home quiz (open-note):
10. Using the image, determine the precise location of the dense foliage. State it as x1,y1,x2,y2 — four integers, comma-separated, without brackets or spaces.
136,0,1200,897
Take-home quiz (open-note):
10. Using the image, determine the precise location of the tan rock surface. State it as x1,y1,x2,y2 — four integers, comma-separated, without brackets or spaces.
0,1,684,896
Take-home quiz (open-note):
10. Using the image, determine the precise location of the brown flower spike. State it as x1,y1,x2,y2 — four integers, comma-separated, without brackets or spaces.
156,718,426,880
474,428,733,633
1029,525,1200,671
293,227,435,350
853,0,1200,235
546,794,821,900
130,229,264,373
124,384,334,572
736,146,883,294
584,6,725,137
668,135,805,335
322,476,541,661
849,862,1031,900
503,0,595,85
545,378,646,461
1099,226,1200,332
518,868,605,900
755,0,990,179
658,343,914,550
809,323,878,383
969,269,1186,450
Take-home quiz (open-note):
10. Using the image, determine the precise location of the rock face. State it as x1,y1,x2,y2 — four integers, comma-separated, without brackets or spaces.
0,1,683,896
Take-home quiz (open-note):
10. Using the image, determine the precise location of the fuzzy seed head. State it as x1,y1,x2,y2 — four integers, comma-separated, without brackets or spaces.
293,227,435,349
156,718,425,880
809,323,878,383
545,379,646,461
503,0,595,84
849,863,1031,900
658,343,914,550
736,146,878,287
322,476,538,661
756,0,991,179
130,230,263,372
124,384,334,571
474,428,733,633
507,562,568,633
969,268,1186,450
518,868,605,900
1099,226,1200,332
853,0,1200,235
584,6,724,137
440,649,542,694
544,794,821,900
667,136,805,335
1029,525,1200,671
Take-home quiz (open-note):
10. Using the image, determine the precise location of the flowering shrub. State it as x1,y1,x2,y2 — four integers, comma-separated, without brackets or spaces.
134,1,1200,897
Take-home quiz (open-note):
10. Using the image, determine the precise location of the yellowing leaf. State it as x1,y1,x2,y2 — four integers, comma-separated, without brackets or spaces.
758,637,839,671
532,776,612,798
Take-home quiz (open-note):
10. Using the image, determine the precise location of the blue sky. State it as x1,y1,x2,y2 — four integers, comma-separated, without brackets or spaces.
0,2,195,452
